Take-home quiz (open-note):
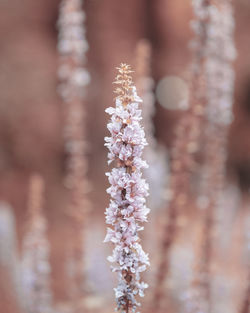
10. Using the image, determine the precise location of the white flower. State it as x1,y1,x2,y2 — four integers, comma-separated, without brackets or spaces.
104,64,150,313
203,0,236,125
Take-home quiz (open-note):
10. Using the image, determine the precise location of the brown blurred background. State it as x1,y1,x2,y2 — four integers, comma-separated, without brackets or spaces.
0,0,249,313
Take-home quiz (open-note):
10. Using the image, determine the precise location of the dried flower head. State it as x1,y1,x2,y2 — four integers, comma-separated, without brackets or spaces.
113,64,135,104
104,64,150,313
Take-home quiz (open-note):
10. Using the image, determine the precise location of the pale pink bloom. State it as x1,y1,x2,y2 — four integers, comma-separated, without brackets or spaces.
105,78,150,312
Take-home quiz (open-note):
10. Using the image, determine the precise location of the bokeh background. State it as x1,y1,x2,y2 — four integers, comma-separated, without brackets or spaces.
0,1,249,313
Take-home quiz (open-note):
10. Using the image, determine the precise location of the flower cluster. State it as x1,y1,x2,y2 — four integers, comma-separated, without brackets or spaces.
57,0,90,102
190,0,210,66
104,64,150,313
205,0,236,125
57,0,90,302
191,0,236,125
57,0,90,190
57,0,90,210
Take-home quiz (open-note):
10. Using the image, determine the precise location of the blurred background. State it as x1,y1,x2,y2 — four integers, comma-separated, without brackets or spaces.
0,0,249,313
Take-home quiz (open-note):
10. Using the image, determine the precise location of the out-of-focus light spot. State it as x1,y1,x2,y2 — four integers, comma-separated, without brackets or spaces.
156,76,189,110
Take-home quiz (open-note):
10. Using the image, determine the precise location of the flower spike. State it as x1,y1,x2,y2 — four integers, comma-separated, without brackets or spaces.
104,64,150,313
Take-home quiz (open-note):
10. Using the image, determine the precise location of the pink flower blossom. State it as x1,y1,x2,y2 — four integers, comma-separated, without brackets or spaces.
104,64,150,313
